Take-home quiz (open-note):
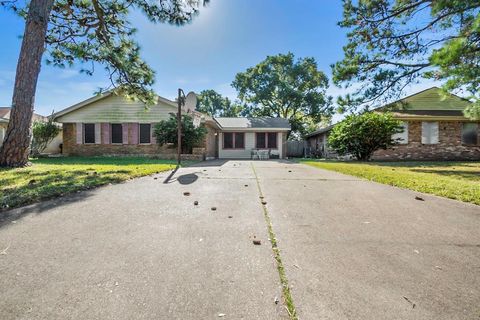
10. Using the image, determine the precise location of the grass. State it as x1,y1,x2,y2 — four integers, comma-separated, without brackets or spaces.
300,160,480,206
0,157,180,210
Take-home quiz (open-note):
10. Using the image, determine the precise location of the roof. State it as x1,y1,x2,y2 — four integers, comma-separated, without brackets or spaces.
305,124,335,138
0,107,46,122
0,107,10,118
379,87,471,112
53,90,177,120
214,117,291,130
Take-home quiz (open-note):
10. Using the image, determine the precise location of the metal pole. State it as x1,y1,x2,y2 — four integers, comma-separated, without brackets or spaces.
177,88,182,166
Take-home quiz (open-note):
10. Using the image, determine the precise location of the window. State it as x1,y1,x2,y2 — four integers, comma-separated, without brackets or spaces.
256,132,266,148
223,132,233,149
256,132,278,149
223,132,244,149
84,123,95,144
462,123,478,145
392,121,408,144
267,132,278,148
234,132,245,148
421,122,439,144
111,124,123,144
139,124,151,144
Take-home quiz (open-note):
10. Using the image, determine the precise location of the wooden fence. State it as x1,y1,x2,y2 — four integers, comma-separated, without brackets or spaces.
286,140,306,157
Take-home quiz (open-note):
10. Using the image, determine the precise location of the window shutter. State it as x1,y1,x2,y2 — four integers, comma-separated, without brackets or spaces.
94,123,101,144
422,122,439,144
122,124,128,144
102,123,110,144
151,123,157,144
392,121,408,144
76,123,83,144
130,123,139,144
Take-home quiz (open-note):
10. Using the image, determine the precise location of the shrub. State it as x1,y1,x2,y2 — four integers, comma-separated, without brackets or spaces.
154,114,207,153
328,112,402,160
31,118,61,156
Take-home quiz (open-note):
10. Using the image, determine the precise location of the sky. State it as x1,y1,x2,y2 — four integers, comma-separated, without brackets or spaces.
0,0,437,120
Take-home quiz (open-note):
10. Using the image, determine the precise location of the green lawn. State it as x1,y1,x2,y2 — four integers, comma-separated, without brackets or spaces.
300,160,480,205
0,157,180,210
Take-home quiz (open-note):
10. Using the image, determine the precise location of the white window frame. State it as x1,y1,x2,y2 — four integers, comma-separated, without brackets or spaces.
392,121,409,144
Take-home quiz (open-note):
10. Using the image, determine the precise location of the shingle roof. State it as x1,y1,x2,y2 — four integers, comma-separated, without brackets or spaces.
304,124,335,138
214,117,291,130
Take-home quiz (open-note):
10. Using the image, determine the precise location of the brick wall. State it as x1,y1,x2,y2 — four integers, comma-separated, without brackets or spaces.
372,121,480,161
63,123,206,160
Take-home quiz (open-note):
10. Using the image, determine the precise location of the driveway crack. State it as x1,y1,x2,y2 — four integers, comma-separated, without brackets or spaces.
251,163,298,320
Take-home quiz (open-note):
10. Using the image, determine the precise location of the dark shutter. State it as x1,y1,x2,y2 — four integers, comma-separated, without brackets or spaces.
139,124,151,144
234,133,245,148
84,123,95,144
256,132,266,148
267,132,277,148
223,132,233,149
111,124,123,144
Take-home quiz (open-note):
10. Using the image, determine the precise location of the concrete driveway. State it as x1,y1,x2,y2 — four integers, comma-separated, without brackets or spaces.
0,160,479,319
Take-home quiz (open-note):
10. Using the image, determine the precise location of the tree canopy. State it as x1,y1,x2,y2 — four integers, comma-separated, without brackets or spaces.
154,114,207,153
332,0,480,118
0,0,207,166
328,112,402,161
232,52,333,138
196,89,243,117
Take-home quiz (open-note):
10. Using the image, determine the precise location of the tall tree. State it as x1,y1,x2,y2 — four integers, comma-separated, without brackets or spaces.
232,53,333,138
0,0,207,167
196,89,243,117
333,0,480,118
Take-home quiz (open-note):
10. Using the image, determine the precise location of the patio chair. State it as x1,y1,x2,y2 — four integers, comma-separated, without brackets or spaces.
251,149,259,160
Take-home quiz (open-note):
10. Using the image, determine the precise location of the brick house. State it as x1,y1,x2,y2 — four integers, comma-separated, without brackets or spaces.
306,87,480,161
53,92,290,159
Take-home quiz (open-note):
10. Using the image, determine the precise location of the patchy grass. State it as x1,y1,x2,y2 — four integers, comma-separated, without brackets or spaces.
0,157,180,210
300,160,480,206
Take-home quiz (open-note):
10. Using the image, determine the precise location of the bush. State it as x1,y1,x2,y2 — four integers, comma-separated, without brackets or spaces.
31,118,61,155
328,112,402,161
154,115,207,153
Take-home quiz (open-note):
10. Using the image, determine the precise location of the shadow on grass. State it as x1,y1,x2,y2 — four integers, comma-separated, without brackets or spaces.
410,169,480,182
30,156,178,167
1,170,130,220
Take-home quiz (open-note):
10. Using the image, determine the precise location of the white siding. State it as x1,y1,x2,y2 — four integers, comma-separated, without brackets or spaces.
56,95,176,123
218,131,285,159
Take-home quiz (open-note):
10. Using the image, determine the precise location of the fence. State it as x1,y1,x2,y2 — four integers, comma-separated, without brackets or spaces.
286,140,306,157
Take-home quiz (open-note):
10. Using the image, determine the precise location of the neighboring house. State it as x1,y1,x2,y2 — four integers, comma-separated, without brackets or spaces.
306,87,480,161
305,125,335,158
53,92,291,159
0,107,62,154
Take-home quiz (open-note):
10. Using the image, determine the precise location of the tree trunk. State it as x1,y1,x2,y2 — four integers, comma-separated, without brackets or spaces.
0,0,54,167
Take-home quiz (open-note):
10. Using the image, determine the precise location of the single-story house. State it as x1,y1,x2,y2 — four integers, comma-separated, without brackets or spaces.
0,107,62,154
306,87,480,161
53,92,291,159
213,117,290,159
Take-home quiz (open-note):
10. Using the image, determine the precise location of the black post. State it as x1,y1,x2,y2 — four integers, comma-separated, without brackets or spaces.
177,88,182,166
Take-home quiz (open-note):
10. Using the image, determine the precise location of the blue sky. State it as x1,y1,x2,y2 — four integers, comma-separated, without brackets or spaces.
0,0,436,119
